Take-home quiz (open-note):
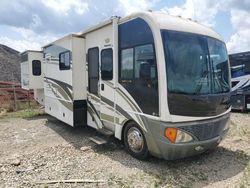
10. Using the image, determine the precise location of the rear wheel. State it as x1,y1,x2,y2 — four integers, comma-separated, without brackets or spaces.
124,122,149,160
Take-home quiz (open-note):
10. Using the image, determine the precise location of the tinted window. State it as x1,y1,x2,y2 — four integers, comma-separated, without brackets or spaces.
231,65,245,78
88,47,99,95
59,51,71,70
134,44,158,115
135,44,156,80
64,51,70,67
207,38,230,93
32,60,41,76
119,18,154,49
162,31,209,95
229,52,250,75
44,44,68,59
101,49,113,80
118,18,159,116
162,30,230,95
121,48,133,81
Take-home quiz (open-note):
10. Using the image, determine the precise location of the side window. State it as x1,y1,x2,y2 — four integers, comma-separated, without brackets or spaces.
32,60,41,76
101,48,113,80
59,51,71,70
121,48,133,81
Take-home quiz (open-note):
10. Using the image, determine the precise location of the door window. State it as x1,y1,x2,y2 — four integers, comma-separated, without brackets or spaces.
88,47,99,95
101,48,113,80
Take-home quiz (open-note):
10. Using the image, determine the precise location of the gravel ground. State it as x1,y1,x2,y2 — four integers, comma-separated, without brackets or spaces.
0,112,249,188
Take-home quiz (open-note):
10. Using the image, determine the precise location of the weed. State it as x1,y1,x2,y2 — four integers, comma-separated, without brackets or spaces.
1,109,43,119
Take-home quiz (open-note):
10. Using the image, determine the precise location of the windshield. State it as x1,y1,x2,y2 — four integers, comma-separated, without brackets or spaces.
231,65,245,78
162,30,230,95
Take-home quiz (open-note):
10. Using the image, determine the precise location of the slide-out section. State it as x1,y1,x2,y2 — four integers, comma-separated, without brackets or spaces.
43,35,87,127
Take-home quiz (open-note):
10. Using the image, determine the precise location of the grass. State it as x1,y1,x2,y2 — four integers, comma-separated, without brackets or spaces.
0,109,43,119
0,100,43,119
8,109,41,118
10,100,39,111
0,100,39,112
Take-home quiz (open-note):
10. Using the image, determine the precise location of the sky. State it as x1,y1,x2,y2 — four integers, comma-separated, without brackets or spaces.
0,0,249,54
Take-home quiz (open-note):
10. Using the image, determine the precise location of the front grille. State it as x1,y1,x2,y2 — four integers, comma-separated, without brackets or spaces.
179,116,229,141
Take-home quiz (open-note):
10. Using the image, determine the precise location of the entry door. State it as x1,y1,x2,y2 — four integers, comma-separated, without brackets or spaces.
100,48,115,124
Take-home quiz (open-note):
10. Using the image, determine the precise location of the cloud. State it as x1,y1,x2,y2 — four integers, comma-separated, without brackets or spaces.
161,0,250,53
0,0,91,34
0,36,41,52
230,9,250,30
1,0,250,53
0,0,158,35
118,0,158,14
0,27,59,52
41,0,89,15
161,0,221,27
0,0,159,52
226,8,250,53
226,30,250,53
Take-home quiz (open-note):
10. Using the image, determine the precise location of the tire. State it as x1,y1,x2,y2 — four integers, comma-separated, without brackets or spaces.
123,122,149,160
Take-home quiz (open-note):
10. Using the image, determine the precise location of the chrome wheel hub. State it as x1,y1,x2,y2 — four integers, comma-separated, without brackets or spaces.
127,127,144,153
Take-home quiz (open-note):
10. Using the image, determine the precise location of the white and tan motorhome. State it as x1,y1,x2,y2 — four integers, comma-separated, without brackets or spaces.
21,11,231,160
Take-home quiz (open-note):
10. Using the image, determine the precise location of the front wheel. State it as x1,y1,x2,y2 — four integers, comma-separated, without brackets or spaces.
124,122,149,160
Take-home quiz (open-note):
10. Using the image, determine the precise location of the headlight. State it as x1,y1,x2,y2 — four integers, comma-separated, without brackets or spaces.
164,128,194,143
175,130,194,143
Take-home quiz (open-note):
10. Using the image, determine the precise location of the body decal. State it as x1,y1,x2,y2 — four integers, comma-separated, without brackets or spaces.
44,78,73,111
45,77,73,100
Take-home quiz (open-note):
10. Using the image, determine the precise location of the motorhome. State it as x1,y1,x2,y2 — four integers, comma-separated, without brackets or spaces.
21,11,231,160
229,52,250,111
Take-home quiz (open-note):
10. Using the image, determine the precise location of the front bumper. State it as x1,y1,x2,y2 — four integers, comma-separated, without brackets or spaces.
156,129,228,160
145,113,230,160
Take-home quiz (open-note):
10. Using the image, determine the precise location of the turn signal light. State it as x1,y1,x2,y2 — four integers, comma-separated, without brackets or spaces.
164,128,177,143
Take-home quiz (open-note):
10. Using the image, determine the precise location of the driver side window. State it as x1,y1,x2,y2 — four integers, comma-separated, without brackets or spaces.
120,44,158,116
118,18,159,116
